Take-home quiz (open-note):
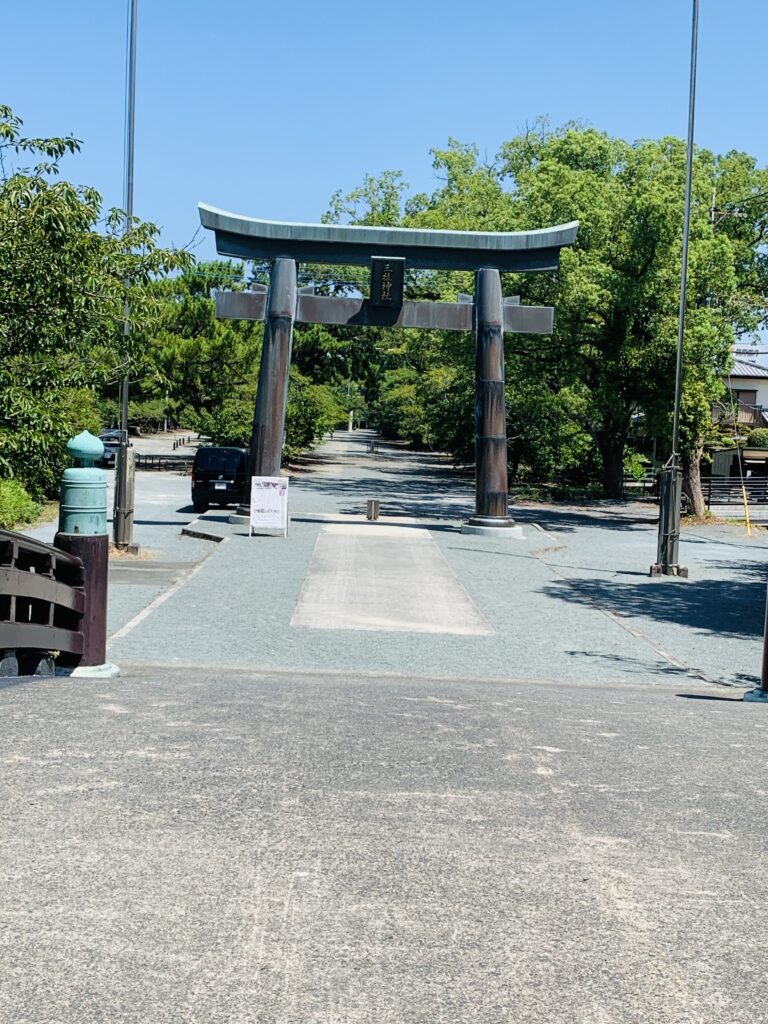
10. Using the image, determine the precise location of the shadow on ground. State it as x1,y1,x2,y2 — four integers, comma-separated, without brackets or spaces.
513,505,657,534
544,576,765,639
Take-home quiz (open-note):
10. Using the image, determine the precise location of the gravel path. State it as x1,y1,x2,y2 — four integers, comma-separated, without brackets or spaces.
102,431,766,691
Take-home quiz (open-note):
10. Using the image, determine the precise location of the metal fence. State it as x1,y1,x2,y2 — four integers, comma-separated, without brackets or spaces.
0,530,85,672
704,475,768,509
134,453,193,472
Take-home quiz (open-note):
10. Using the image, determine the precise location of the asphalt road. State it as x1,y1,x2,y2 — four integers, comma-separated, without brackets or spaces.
1,665,766,1024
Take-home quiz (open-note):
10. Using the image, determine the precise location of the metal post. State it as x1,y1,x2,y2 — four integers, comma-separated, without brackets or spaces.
652,466,688,576
652,0,697,577
761,590,768,692
233,259,297,519
114,0,138,550
744,582,768,701
464,268,517,531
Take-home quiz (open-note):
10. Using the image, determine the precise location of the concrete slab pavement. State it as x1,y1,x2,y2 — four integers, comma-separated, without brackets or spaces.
291,523,492,635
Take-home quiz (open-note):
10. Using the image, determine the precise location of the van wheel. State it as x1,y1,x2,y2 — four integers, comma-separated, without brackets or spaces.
193,502,207,514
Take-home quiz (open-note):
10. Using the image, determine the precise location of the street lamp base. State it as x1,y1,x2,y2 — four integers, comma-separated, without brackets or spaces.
113,543,140,556
650,563,689,578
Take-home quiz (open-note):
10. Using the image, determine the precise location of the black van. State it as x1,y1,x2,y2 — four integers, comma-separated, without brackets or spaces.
191,447,248,512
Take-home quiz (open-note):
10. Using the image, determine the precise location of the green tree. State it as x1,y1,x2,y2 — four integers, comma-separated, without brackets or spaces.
139,261,263,425
0,105,191,496
497,123,767,505
333,130,767,509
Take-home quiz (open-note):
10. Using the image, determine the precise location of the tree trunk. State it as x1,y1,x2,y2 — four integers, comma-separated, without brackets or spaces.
597,435,626,499
682,446,706,518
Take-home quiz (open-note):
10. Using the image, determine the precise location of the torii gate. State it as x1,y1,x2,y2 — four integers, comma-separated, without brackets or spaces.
198,204,578,533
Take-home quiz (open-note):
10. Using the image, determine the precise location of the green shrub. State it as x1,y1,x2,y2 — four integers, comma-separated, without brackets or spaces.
746,428,768,448
0,386,103,499
128,398,170,432
0,479,40,529
184,394,252,447
623,448,650,481
551,482,606,502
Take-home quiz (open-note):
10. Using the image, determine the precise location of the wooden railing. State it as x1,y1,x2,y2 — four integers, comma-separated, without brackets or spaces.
712,402,766,428
0,530,85,673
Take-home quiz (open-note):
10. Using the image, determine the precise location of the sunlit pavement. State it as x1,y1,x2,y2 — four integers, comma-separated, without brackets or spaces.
4,432,768,1023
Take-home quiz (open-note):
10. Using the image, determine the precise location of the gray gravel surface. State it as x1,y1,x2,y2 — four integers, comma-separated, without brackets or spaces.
106,433,766,690
21,470,215,637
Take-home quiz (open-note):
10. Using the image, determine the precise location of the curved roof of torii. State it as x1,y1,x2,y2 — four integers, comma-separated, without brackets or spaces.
198,203,579,272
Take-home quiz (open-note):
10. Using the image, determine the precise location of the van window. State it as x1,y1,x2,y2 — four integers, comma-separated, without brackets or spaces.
194,449,245,475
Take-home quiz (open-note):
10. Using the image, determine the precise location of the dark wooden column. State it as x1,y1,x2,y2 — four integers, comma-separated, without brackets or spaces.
472,267,511,524
249,257,297,479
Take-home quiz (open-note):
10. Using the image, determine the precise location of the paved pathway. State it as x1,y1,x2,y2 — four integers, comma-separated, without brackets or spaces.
2,665,766,1024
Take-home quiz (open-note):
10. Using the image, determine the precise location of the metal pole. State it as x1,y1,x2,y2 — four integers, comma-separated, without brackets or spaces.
744,580,768,700
114,0,138,549
761,586,768,692
652,0,698,577
671,0,698,465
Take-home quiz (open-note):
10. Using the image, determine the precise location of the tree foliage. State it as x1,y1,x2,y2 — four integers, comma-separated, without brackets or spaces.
0,105,191,496
4,104,767,508
325,125,767,506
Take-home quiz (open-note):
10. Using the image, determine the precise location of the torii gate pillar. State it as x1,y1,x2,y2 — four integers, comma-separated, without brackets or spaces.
249,257,296,479
469,268,512,527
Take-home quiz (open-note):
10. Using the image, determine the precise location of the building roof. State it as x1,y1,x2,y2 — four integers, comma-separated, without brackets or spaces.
727,358,768,379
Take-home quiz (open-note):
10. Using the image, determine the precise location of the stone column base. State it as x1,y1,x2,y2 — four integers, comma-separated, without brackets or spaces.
461,517,524,539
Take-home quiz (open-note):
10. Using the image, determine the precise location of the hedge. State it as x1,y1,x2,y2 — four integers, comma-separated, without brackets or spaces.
0,479,41,529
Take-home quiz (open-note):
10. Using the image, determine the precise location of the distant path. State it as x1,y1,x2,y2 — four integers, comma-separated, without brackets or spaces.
286,430,475,521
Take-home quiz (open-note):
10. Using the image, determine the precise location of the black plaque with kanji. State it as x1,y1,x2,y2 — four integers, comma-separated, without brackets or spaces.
370,256,405,308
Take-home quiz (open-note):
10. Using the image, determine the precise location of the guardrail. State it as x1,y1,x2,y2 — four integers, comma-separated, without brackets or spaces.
0,529,85,674
134,453,194,472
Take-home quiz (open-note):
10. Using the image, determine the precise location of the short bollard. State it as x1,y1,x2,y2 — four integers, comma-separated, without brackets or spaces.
366,500,380,521
54,431,119,678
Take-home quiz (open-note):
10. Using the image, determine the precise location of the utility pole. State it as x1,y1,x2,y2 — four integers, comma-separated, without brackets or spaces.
652,0,698,578
114,0,138,550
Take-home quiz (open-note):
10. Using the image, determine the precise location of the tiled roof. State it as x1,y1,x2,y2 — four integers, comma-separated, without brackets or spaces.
727,359,768,379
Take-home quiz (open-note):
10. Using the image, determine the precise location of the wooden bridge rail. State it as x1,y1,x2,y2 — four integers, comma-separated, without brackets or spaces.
0,529,85,667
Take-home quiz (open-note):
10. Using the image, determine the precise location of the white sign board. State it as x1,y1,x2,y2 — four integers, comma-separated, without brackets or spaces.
249,477,289,536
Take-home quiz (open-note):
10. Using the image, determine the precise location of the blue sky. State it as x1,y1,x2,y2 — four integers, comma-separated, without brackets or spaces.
4,1,767,261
